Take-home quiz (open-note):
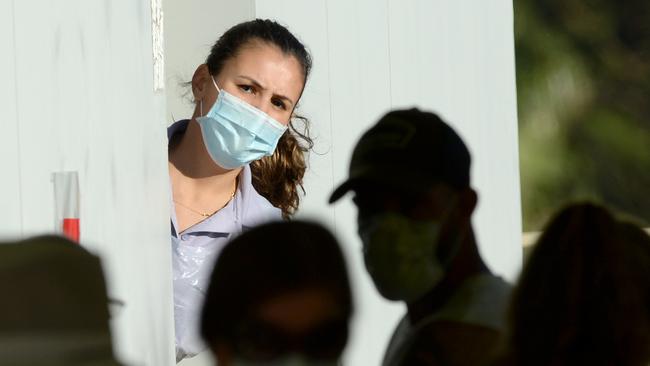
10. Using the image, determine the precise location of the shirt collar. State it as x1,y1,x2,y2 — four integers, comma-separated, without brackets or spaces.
168,120,259,236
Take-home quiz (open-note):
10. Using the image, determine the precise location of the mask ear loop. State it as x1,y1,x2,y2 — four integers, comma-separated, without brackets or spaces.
199,77,220,118
211,76,221,93
200,76,222,118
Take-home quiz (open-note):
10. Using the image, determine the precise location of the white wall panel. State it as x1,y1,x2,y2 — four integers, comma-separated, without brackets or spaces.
2,0,175,365
0,0,22,238
322,2,407,365
387,0,522,279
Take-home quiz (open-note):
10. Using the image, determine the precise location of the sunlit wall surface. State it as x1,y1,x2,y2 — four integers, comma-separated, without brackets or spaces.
167,1,522,366
0,1,175,365
515,0,650,230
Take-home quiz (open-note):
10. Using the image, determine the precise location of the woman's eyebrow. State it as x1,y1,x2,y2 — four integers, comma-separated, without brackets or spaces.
238,75,265,90
237,75,295,107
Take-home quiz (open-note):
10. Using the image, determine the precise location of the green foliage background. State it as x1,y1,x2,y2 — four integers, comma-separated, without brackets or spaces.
515,0,650,230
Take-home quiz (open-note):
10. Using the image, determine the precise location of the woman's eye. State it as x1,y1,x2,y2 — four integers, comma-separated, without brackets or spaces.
271,98,286,110
239,85,254,93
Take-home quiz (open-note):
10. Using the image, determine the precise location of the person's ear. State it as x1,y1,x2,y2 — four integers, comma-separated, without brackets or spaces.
458,188,478,218
191,64,211,102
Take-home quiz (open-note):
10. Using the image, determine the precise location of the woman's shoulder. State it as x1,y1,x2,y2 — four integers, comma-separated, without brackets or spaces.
243,188,282,223
167,120,189,139
168,120,190,151
238,165,283,227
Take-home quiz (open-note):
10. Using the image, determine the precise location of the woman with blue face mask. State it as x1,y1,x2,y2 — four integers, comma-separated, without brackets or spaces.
167,19,313,360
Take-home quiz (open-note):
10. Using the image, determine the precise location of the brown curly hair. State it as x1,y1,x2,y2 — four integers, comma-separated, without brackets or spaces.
251,116,313,219
205,19,314,218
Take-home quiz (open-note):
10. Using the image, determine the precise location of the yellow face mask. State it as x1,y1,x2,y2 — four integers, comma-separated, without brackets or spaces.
358,211,460,303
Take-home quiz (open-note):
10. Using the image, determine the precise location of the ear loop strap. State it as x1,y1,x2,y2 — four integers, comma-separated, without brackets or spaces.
200,76,221,118
211,76,221,93
202,76,222,118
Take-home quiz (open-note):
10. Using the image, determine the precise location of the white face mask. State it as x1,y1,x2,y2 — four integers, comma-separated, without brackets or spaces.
231,354,339,366
358,212,460,303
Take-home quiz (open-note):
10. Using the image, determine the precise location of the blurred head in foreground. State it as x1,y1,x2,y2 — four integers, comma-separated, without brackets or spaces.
503,203,650,366
0,235,120,365
201,221,353,366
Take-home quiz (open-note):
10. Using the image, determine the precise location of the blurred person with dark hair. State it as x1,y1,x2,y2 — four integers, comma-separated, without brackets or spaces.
329,109,512,366
0,235,121,365
200,221,353,366
496,203,650,366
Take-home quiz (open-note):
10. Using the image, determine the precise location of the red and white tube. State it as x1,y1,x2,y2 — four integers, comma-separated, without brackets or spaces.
52,171,80,242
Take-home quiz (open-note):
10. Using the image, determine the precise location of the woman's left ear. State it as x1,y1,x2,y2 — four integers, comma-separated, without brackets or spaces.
191,64,211,102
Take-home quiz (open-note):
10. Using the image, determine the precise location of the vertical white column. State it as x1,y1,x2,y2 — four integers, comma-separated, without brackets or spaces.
0,0,23,238
387,0,522,279
2,0,176,364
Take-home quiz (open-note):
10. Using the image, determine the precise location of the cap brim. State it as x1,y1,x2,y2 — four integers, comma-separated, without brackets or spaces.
329,165,393,204
328,179,357,204
330,166,438,204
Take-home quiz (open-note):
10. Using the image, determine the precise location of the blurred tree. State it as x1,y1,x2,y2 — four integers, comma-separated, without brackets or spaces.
515,0,650,230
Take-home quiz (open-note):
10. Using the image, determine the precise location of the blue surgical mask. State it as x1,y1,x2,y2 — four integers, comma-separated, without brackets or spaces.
196,77,288,169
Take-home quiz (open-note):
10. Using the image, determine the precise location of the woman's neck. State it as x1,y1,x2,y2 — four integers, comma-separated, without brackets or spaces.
169,118,242,198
